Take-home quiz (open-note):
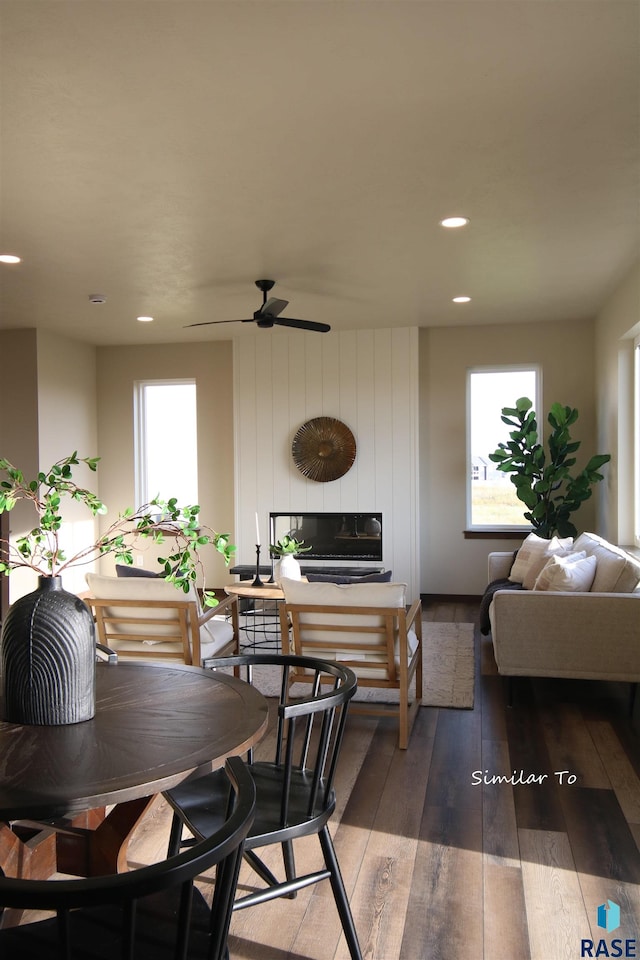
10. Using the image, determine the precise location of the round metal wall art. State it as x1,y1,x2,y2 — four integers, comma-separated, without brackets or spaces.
291,417,356,482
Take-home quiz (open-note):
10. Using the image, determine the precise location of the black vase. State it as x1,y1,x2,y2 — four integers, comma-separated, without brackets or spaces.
0,576,96,725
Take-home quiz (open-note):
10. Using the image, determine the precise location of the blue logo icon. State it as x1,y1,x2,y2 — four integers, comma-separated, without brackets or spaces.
597,900,621,933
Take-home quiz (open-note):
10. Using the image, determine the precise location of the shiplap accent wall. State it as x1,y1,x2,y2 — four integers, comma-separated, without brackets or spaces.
233,327,420,597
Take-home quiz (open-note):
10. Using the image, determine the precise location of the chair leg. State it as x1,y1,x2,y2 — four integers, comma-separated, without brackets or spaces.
167,813,184,857
318,825,362,960
281,840,298,899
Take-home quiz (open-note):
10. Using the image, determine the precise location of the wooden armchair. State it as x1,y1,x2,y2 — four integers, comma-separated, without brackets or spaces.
278,579,422,749
84,572,239,666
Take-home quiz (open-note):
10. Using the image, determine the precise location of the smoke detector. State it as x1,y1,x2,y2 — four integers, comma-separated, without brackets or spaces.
89,294,107,304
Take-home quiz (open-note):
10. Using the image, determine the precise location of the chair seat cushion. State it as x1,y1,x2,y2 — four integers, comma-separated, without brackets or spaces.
200,616,235,656
104,612,233,660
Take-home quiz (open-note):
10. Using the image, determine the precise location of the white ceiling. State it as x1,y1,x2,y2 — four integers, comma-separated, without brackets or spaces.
0,0,638,346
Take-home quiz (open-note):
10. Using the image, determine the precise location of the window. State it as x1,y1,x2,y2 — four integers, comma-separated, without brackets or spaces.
134,380,198,509
467,366,540,529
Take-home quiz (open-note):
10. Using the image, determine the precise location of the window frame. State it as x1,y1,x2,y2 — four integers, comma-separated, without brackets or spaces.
133,378,198,511
466,364,542,534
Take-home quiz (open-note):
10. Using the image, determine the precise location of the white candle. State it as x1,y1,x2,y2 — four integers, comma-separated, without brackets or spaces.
255,512,261,545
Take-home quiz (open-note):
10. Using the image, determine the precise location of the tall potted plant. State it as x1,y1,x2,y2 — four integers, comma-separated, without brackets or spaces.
488,398,610,538
0,452,234,725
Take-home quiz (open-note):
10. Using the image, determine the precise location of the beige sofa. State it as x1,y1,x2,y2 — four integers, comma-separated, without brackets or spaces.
487,532,640,685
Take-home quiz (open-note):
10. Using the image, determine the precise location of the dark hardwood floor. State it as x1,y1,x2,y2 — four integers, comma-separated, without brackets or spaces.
126,599,640,959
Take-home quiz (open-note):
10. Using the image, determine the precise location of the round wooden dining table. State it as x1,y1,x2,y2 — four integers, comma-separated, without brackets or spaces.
0,660,269,882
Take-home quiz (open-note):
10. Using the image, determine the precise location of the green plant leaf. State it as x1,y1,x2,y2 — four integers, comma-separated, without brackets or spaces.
489,399,610,539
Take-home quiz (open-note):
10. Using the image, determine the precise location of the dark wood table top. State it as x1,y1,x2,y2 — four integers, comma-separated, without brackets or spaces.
0,661,269,821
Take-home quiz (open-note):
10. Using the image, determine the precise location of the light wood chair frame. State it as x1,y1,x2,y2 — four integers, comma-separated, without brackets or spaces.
86,592,239,666
279,598,423,748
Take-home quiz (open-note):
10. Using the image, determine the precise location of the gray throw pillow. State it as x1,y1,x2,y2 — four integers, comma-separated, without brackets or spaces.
115,564,160,578
306,570,392,584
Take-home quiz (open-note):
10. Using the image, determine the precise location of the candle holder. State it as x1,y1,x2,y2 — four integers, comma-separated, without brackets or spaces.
268,551,276,584
252,545,264,587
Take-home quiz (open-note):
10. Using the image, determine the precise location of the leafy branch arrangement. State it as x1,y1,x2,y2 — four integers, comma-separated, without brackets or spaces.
0,453,235,607
269,535,312,557
488,398,610,539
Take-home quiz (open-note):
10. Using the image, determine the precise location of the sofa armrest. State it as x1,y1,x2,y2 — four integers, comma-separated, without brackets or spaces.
488,552,515,582
489,589,640,681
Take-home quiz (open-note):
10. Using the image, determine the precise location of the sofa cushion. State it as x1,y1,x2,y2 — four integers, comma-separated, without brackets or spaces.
573,532,640,593
533,551,597,592
509,533,573,590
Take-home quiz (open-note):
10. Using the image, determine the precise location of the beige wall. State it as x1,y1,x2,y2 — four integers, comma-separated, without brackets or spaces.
96,341,234,587
0,330,98,599
0,330,39,602
594,259,640,545
420,317,598,596
36,331,98,596
0,329,39,473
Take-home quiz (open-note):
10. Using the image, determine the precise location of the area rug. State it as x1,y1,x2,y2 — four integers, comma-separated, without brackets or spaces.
419,621,475,709
238,621,476,710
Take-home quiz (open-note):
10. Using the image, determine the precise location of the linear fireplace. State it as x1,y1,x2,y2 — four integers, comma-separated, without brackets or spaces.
269,512,382,563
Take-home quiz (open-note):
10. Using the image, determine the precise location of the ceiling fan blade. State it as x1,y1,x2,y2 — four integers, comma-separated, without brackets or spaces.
259,297,289,318
183,318,252,328
273,317,331,333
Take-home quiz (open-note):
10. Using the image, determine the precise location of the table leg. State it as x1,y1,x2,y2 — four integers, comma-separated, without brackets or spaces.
0,820,58,879
1,797,155,882
55,796,156,876
0,821,58,929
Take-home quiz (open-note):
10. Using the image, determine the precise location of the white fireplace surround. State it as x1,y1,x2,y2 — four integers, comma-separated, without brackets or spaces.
233,328,420,598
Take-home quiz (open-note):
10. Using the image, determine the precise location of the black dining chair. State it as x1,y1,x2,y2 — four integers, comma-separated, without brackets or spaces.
0,756,255,960
164,653,363,960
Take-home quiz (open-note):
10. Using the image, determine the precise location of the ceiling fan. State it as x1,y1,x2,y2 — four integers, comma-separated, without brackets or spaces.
185,279,331,333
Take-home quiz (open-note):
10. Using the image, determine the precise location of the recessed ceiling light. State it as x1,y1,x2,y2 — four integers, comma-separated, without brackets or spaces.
440,217,469,228
0,254,22,264
137,316,154,322
452,296,471,303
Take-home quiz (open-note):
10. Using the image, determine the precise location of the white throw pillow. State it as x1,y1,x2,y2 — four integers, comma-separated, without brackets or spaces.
573,532,640,593
533,552,597,592
509,533,574,589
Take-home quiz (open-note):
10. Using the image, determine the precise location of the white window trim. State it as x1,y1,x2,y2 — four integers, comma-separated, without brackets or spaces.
466,364,542,531
134,379,197,510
